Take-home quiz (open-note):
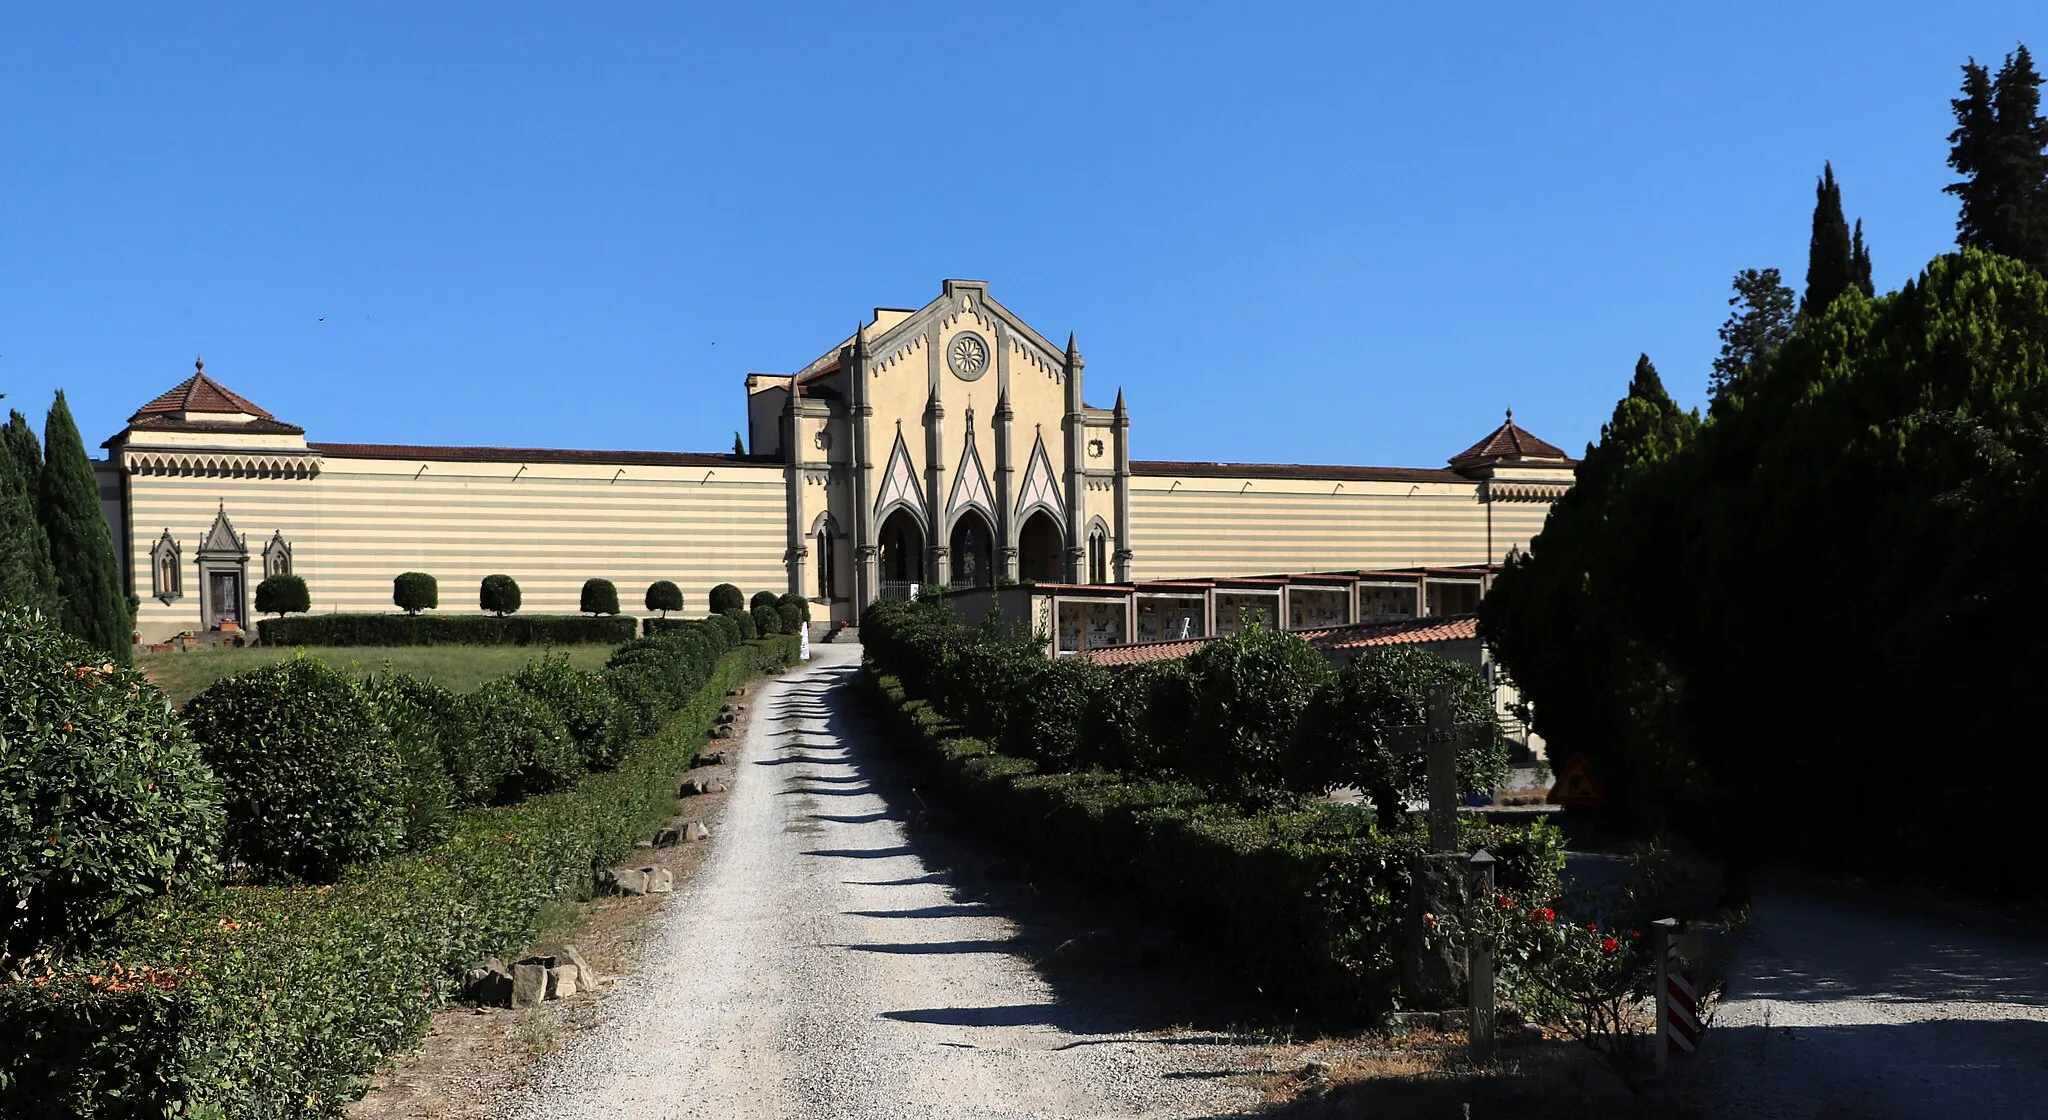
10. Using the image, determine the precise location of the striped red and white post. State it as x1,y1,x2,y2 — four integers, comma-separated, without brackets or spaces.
1666,966,1702,1053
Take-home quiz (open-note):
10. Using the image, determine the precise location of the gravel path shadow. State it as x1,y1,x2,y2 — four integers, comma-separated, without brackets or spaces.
504,644,1269,1120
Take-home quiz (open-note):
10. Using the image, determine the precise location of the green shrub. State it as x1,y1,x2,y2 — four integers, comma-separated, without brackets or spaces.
706,611,742,648
257,613,636,647
749,603,780,639
1288,647,1510,828
479,574,521,617
727,607,757,641
0,637,799,1119
1000,655,1108,770
776,601,803,635
359,672,464,841
464,680,578,802
0,609,222,962
579,578,619,616
749,590,780,613
644,579,683,617
183,657,407,883
929,637,1041,740
512,653,630,770
1180,626,1332,803
393,572,438,614
709,583,744,614
777,592,810,623
1080,662,1184,776
254,573,310,616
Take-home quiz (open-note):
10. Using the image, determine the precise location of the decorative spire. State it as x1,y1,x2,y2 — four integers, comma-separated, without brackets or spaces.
195,355,204,373
1114,387,1127,414
1505,407,1514,423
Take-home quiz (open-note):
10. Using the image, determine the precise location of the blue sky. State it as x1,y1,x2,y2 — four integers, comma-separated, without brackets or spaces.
2,3,2042,468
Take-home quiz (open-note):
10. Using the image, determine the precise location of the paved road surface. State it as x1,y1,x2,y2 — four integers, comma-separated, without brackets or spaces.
1699,884,2048,1117
509,643,1255,1120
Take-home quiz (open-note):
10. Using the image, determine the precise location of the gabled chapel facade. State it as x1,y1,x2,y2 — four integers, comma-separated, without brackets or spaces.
97,280,1576,644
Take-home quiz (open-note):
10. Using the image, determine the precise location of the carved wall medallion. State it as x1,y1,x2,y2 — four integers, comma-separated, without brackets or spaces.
1087,438,1105,459
947,331,990,381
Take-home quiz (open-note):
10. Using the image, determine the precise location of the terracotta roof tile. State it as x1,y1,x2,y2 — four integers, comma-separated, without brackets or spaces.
1448,412,1571,468
132,362,275,421
1134,460,1463,484
1078,613,1480,667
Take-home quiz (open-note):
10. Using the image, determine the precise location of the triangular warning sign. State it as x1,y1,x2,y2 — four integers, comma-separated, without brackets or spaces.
1547,754,1606,806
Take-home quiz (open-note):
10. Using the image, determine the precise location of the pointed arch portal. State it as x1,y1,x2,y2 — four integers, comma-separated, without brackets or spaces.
949,509,996,590
1018,510,1064,584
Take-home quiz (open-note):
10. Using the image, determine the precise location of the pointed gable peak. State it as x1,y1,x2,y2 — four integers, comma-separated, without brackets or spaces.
1448,410,1572,472
132,360,277,422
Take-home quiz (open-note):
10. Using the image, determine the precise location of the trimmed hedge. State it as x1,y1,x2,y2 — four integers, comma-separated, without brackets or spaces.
392,572,438,614
579,579,620,617
708,583,744,614
257,613,638,647
861,668,1563,1023
254,574,309,616
644,580,682,617
0,635,798,1119
479,575,521,617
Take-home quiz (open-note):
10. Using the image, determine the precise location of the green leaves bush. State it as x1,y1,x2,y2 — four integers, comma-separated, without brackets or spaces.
392,572,438,614
999,656,1107,769
728,607,758,641
512,653,630,771
749,590,780,613
708,583,744,614
0,609,222,964
775,601,803,635
0,636,798,1119
644,579,682,617
258,613,636,647
579,578,619,616
183,658,406,884
254,573,309,616
359,672,462,843
1178,625,1332,803
749,603,780,639
464,680,577,803
479,574,521,617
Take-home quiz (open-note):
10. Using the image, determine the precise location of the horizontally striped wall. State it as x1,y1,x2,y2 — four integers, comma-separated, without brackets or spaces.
122,452,789,642
1127,473,1552,580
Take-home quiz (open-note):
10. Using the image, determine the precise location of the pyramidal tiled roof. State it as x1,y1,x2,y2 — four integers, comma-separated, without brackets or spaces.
131,360,275,421
1448,411,1571,468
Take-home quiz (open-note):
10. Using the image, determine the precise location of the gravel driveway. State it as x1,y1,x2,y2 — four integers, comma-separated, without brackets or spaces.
1698,883,2048,1117
507,643,1259,1120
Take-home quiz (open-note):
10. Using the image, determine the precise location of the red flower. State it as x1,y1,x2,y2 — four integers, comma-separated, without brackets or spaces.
1601,937,1619,954
1536,907,1557,923
1423,912,1438,929
1587,922,1600,933
1496,894,1515,909
1630,929,1641,939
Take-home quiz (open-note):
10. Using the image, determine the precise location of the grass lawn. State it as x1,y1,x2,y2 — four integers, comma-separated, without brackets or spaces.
138,644,618,707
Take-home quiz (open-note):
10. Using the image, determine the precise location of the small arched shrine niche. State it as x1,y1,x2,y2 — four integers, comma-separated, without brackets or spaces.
149,529,183,604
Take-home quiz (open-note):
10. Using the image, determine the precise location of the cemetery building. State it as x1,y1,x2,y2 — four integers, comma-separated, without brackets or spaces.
97,279,1577,644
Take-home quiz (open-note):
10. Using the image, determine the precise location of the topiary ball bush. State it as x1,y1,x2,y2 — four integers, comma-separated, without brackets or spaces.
645,579,683,617
183,656,408,883
706,611,742,649
749,590,780,613
750,604,780,639
1000,655,1108,770
360,671,465,841
727,607,758,641
776,601,803,634
708,583,745,614
0,608,223,960
480,574,522,616
393,571,438,615
512,653,630,770
580,577,620,616
776,592,810,623
254,573,310,616
464,679,578,802
1180,626,1332,804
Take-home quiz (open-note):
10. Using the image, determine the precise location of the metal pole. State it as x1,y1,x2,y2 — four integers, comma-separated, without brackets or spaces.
1652,917,1678,1076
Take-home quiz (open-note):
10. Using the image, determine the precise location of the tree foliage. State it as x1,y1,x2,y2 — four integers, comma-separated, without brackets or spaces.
37,394,131,662
1709,268,1797,402
1802,162,1863,316
392,572,438,614
0,413,59,616
579,578,619,616
254,574,310,616
708,583,745,614
1486,251,2048,892
1947,45,2048,272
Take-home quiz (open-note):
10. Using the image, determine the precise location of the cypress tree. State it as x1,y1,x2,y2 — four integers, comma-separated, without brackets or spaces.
0,409,61,615
1947,46,2048,271
38,391,132,661
1850,219,1874,297
1802,162,1857,316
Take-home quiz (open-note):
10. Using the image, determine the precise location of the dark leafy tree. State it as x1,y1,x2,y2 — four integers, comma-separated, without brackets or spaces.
38,393,131,661
479,574,521,616
393,572,438,614
750,589,780,613
1850,219,1874,297
1179,626,1332,804
0,415,59,616
1947,46,2048,271
776,592,810,623
750,603,780,639
1708,269,1797,402
580,578,620,616
1802,162,1859,316
645,579,683,617
254,573,310,616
